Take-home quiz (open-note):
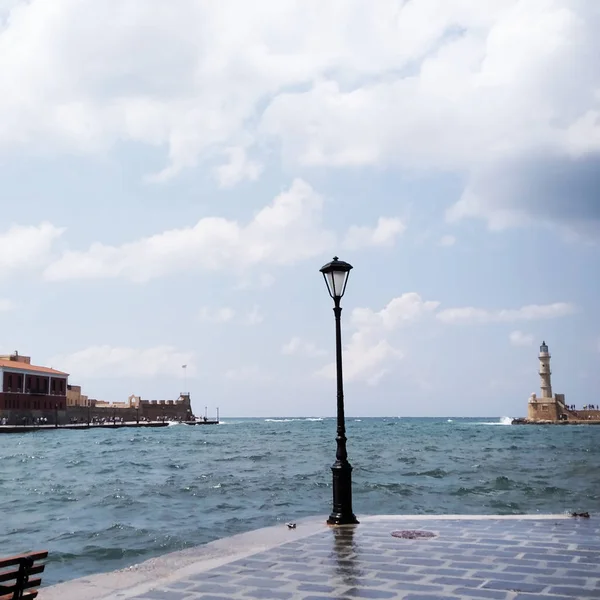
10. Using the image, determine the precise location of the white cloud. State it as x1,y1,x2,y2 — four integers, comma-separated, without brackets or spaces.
438,235,456,247
318,331,403,386
245,305,264,326
0,298,14,311
47,345,195,378
0,0,594,220
509,330,534,347
343,217,405,250
197,307,236,323
43,179,335,282
214,147,263,188
225,365,272,383
0,0,502,179
315,294,576,383
437,302,576,324
352,293,440,331
282,337,326,358
0,222,64,276
260,2,597,171
317,293,439,384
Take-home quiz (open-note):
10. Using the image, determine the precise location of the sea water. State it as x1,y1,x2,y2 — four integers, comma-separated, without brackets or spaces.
1,417,599,584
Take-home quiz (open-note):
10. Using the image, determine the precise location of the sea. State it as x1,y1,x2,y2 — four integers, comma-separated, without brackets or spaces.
1,416,599,585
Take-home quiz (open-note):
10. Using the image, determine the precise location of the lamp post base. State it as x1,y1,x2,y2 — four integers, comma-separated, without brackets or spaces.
327,460,359,526
327,512,359,526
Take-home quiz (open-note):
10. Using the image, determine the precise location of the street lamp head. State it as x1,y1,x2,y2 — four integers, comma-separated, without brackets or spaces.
320,256,353,300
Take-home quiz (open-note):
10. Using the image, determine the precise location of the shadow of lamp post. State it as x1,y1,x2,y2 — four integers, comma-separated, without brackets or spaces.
320,256,359,526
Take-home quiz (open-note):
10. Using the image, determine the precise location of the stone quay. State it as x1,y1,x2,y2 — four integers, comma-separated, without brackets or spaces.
42,514,599,600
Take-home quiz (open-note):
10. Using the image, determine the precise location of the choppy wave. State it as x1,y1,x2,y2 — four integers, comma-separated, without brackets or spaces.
1,416,598,586
264,418,324,422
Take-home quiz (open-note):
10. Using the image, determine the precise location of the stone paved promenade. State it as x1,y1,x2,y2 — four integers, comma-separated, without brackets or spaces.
43,515,599,600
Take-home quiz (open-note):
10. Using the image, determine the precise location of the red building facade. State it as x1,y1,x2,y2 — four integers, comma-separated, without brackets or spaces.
0,354,68,423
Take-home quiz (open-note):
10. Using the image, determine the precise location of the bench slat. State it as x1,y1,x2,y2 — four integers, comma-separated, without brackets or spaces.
0,564,45,583
0,551,47,600
0,551,48,569
0,576,43,593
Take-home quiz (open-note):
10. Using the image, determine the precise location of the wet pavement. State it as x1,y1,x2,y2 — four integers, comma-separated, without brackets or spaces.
43,515,600,600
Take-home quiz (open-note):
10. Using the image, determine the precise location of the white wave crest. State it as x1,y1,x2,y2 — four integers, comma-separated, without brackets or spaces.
477,416,513,426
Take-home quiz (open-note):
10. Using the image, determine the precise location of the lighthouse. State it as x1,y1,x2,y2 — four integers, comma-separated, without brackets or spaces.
526,341,567,422
538,341,552,399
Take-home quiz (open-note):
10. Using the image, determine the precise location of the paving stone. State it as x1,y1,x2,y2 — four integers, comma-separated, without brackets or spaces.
431,576,484,587
502,565,556,575
372,571,423,582
402,557,446,567
482,580,547,594
514,595,575,600
452,588,509,599
472,570,529,582
189,583,242,595
237,578,287,589
301,597,352,600
134,591,192,600
296,583,337,593
391,581,446,593
564,569,600,578
285,572,335,583
403,596,461,600
344,589,398,599
547,587,600,598
242,590,294,599
414,568,469,577
532,576,588,587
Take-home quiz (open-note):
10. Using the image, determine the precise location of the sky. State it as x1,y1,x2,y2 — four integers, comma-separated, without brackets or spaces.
1,0,599,418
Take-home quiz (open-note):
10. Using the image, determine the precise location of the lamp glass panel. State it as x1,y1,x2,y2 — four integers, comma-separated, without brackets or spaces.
324,271,335,297
331,270,348,298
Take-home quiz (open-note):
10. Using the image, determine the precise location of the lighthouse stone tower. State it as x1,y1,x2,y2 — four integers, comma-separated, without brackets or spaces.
527,341,567,421
539,341,552,399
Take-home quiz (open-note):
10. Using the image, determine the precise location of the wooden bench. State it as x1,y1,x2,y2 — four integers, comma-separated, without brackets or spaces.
0,551,48,600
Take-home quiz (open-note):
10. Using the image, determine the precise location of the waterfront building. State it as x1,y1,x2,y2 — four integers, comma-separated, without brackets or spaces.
67,392,195,423
67,384,89,407
0,352,68,424
0,350,197,425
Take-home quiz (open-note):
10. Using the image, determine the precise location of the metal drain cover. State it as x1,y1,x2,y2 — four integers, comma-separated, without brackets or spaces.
391,530,436,540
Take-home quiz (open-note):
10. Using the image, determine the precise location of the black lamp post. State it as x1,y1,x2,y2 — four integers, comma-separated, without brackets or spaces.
320,256,359,526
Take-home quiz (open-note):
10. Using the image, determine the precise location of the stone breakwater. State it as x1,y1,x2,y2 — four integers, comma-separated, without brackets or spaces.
512,418,600,425
42,514,600,600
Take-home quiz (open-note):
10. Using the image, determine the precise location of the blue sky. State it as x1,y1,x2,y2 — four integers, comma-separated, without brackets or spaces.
1,0,599,418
